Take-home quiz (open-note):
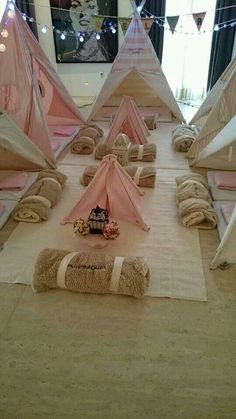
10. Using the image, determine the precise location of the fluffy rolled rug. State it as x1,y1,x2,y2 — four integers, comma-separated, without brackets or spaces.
23,177,62,208
12,196,50,222
176,180,212,204
77,127,100,143
175,173,209,189
172,125,198,152
71,136,96,154
33,249,150,298
79,124,103,138
81,165,156,188
178,198,217,229
37,169,67,187
94,144,113,160
144,116,158,130
129,144,156,162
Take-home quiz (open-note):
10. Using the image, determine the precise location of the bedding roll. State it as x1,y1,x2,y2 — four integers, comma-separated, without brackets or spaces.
37,169,67,187
78,127,100,144
79,124,103,139
173,134,195,152
81,165,156,188
175,173,209,189
24,177,62,207
12,196,50,222
176,180,212,204
71,136,95,154
144,116,158,130
94,144,113,160
33,249,150,298
178,198,217,229
129,144,156,162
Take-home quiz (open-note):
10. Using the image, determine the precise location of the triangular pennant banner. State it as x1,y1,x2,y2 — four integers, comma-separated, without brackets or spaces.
141,18,154,33
167,16,179,34
119,17,132,35
192,12,206,32
92,16,104,32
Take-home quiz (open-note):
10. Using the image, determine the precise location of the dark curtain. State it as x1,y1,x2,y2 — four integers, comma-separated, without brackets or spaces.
15,0,38,38
136,0,166,62
207,0,236,89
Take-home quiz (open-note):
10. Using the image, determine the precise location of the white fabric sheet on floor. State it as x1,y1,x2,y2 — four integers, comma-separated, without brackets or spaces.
0,162,207,301
213,201,230,240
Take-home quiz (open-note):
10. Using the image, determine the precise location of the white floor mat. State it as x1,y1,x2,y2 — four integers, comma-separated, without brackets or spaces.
0,165,206,301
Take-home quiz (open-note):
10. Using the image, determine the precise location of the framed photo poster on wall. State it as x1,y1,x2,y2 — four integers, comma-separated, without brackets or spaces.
50,0,118,63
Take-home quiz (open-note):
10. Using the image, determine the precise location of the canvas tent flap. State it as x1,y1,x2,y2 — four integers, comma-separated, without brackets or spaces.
62,155,149,231
0,111,49,170
190,57,236,126
0,3,85,163
211,205,236,268
106,95,149,145
187,67,236,160
192,116,236,170
89,16,184,122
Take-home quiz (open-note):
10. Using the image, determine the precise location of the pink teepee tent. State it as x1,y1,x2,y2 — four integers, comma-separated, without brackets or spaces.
0,3,86,166
89,14,184,122
106,96,149,145
62,155,149,231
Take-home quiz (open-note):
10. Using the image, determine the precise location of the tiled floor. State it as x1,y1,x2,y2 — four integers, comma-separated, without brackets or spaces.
0,103,236,419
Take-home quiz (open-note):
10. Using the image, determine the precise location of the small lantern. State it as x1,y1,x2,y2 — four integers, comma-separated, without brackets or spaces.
87,205,109,234
112,133,130,166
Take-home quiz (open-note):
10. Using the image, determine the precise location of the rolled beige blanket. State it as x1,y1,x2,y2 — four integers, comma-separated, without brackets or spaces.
12,196,50,222
71,136,95,154
81,165,156,188
94,144,113,160
78,127,100,144
176,180,212,204
79,124,103,138
24,177,62,207
172,124,198,152
37,169,67,187
178,198,217,229
33,249,150,298
144,116,158,130
175,173,209,189
129,144,156,162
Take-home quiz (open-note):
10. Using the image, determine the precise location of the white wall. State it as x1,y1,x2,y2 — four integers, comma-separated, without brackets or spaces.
232,33,236,58
34,0,132,98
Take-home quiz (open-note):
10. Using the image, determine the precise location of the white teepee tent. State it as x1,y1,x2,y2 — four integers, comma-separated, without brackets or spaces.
211,205,236,269
89,13,184,122
0,109,49,171
187,58,236,160
192,116,236,170
190,57,236,127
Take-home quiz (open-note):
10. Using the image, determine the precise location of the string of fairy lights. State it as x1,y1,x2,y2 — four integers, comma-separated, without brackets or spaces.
0,0,235,51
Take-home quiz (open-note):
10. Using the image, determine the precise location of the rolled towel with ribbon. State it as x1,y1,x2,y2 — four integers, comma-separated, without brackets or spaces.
81,165,156,188
33,249,150,298
178,198,217,229
94,144,113,160
71,136,96,155
23,177,62,208
77,127,100,144
144,115,158,130
175,173,209,189
129,144,156,162
12,195,51,222
176,180,212,204
37,169,67,187
172,124,199,152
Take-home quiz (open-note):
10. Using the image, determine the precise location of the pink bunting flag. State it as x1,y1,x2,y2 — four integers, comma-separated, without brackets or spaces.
192,12,206,32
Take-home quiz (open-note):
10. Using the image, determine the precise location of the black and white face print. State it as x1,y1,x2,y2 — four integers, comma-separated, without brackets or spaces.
69,0,99,33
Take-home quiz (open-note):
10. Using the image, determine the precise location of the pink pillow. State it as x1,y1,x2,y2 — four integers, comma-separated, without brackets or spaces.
214,172,236,191
51,138,61,152
53,126,76,137
0,172,28,190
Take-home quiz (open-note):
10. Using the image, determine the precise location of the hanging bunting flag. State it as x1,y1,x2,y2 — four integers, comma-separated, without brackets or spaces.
167,16,179,34
92,16,104,32
192,12,206,32
141,18,154,33
119,17,132,35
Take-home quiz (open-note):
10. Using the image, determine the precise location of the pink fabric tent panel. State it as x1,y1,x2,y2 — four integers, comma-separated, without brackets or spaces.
62,155,149,231
0,172,28,190
106,96,149,145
